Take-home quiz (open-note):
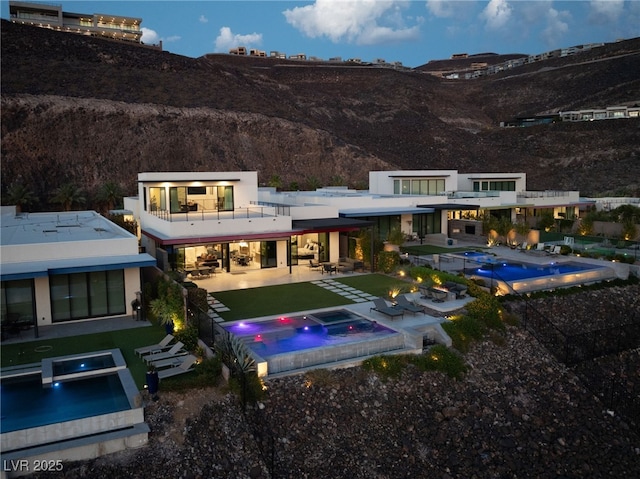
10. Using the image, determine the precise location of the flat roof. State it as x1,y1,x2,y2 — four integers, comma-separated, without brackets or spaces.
0,253,157,281
0,210,135,246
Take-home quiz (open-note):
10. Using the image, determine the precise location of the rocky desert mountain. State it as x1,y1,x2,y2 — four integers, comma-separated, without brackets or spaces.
1,20,639,209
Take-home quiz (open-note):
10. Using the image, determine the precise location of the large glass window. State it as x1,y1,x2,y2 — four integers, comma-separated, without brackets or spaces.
473,181,515,191
149,187,166,212
1,279,35,323
394,179,445,195
50,270,126,322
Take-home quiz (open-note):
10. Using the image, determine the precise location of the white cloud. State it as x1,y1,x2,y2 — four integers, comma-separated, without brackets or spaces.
426,0,457,19
141,27,159,45
480,0,512,30
214,27,263,53
541,7,570,47
282,0,420,45
199,15,208,24
141,27,180,45
589,0,625,25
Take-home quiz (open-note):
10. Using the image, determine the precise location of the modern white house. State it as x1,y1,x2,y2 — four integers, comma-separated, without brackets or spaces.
8,1,143,43
0,207,156,331
128,170,588,278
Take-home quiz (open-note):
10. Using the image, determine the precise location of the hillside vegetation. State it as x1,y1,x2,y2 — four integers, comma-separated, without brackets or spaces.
1,20,639,209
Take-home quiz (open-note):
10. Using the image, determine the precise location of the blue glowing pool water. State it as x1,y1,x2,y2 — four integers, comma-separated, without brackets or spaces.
224,309,396,358
1,373,130,433
52,354,116,376
468,261,600,282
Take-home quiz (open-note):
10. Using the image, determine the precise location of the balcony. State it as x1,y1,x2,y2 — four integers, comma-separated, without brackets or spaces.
147,205,278,223
142,205,293,240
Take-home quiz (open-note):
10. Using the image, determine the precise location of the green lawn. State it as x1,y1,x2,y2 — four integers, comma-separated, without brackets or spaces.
213,282,351,321
213,273,414,321
1,326,167,388
1,274,415,387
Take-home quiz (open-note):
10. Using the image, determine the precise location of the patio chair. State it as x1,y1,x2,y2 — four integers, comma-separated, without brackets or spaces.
144,341,186,364
309,259,321,270
158,355,197,380
322,263,337,275
370,298,404,320
395,294,425,315
135,334,175,357
151,353,197,370
549,245,562,255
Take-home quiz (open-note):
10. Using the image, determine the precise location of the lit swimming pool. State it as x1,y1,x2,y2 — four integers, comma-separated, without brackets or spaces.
1,373,130,433
466,260,615,294
0,349,148,458
224,309,407,376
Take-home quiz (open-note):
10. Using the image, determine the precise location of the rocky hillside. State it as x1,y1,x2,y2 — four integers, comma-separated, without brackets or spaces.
1,20,639,207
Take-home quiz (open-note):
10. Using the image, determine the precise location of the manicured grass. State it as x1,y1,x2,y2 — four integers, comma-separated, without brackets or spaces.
335,274,413,297
1,326,167,388
213,282,351,321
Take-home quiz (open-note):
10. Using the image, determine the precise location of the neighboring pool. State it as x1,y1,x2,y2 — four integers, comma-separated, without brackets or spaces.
1,349,148,458
224,309,407,376
1,373,129,433
469,261,596,282
52,353,116,376
466,260,615,294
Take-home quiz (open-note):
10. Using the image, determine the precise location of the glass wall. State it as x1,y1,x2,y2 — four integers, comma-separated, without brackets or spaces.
149,187,166,212
394,179,446,195
50,270,125,322
1,279,35,323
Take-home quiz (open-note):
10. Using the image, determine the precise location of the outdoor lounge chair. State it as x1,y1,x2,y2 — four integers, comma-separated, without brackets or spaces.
135,334,174,357
158,355,197,380
395,294,425,315
151,353,197,370
370,298,404,320
144,341,186,364
309,259,321,270
322,263,337,275
549,245,562,255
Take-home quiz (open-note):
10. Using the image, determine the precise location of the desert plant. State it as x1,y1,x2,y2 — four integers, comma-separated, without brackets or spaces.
4,183,38,212
50,182,86,211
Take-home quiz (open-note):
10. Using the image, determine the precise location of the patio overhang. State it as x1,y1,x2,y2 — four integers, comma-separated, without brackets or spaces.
293,217,374,234
0,253,157,281
422,203,480,210
340,207,434,217
142,228,300,247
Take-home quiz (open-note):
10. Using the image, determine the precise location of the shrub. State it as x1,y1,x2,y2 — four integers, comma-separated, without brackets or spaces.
378,250,400,273
175,325,199,351
362,354,408,379
413,345,467,379
441,316,484,352
465,294,505,331
229,371,265,405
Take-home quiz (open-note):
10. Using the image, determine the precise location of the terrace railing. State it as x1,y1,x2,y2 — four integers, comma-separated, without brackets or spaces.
148,205,277,223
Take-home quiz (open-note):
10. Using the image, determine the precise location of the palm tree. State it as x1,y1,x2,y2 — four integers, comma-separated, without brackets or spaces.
97,182,123,213
5,183,38,213
50,183,86,211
